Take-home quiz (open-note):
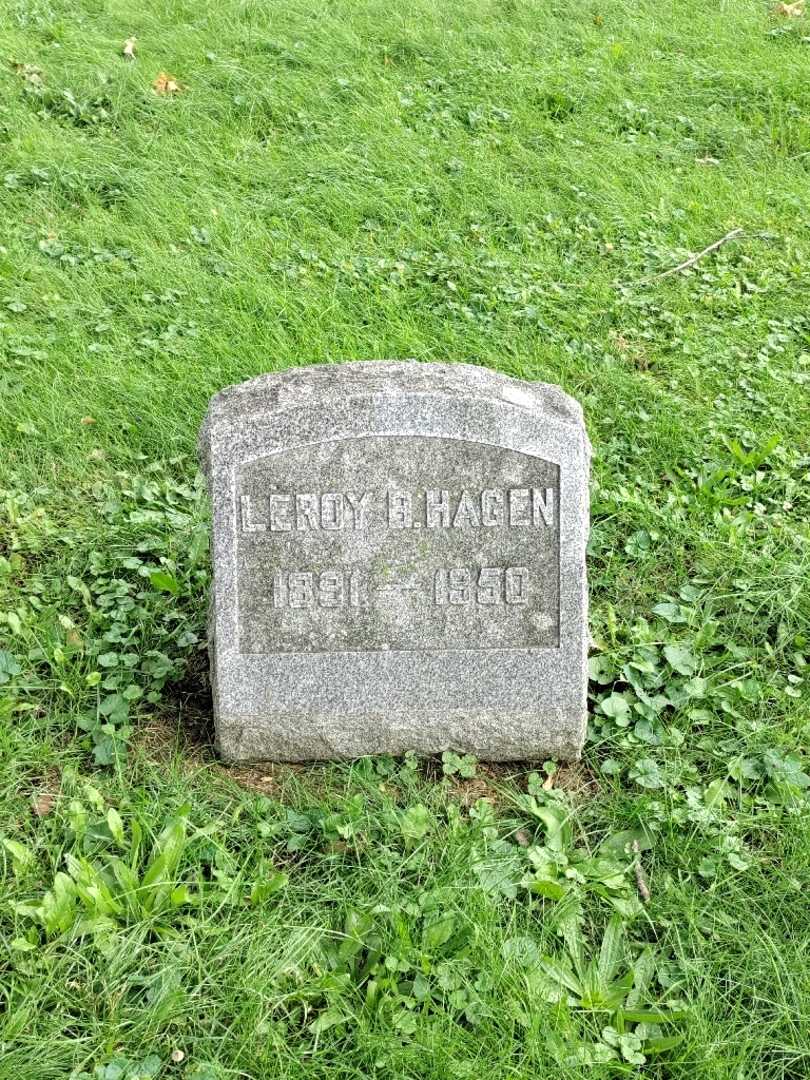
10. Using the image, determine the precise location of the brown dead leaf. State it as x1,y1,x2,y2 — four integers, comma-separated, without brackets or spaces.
32,791,55,817
123,37,137,60
152,71,183,95
613,333,630,353
12,62,43,86
773,1,805,15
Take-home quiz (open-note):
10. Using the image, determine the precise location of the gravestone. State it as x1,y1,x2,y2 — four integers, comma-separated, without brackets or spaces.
199,361,590,762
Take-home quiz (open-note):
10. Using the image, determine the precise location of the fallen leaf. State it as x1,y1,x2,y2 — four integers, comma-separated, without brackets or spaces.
152,71,183,95
12,62,43,86
32,792,55,817
80,416,96,425
613,332,630,353
123,37,137,60
773,1,805,15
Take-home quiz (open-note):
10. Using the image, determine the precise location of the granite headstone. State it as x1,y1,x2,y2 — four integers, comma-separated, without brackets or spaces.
199,361,590,762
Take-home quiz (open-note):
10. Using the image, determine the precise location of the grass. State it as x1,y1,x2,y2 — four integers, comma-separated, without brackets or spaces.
1,0,809,1077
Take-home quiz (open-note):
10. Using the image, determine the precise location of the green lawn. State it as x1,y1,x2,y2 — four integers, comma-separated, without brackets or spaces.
1,1,809,1077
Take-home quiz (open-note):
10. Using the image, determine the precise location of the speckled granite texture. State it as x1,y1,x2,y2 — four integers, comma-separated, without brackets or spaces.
199,361,590,762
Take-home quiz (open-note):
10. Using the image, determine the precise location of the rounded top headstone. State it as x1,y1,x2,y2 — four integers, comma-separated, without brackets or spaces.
199,359,590,763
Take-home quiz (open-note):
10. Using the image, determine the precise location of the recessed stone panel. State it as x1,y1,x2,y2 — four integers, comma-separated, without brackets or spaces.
236,437,560,654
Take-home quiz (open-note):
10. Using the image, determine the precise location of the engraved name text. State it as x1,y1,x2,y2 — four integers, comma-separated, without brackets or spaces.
240,487,554,533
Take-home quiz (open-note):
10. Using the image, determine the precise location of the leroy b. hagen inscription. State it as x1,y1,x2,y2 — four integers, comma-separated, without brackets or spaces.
237,436,559,654
200,362,589,762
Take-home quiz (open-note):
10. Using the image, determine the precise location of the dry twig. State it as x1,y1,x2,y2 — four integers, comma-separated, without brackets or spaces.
632,839,651,903
648,228,743,282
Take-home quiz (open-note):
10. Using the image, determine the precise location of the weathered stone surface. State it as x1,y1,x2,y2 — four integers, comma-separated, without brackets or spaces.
199,361,590,762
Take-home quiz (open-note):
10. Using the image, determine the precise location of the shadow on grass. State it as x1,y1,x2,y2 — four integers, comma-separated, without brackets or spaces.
137,648,216,764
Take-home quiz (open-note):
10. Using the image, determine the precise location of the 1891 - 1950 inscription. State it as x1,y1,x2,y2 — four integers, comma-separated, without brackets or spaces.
236,437,560,654
200,361,590,763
